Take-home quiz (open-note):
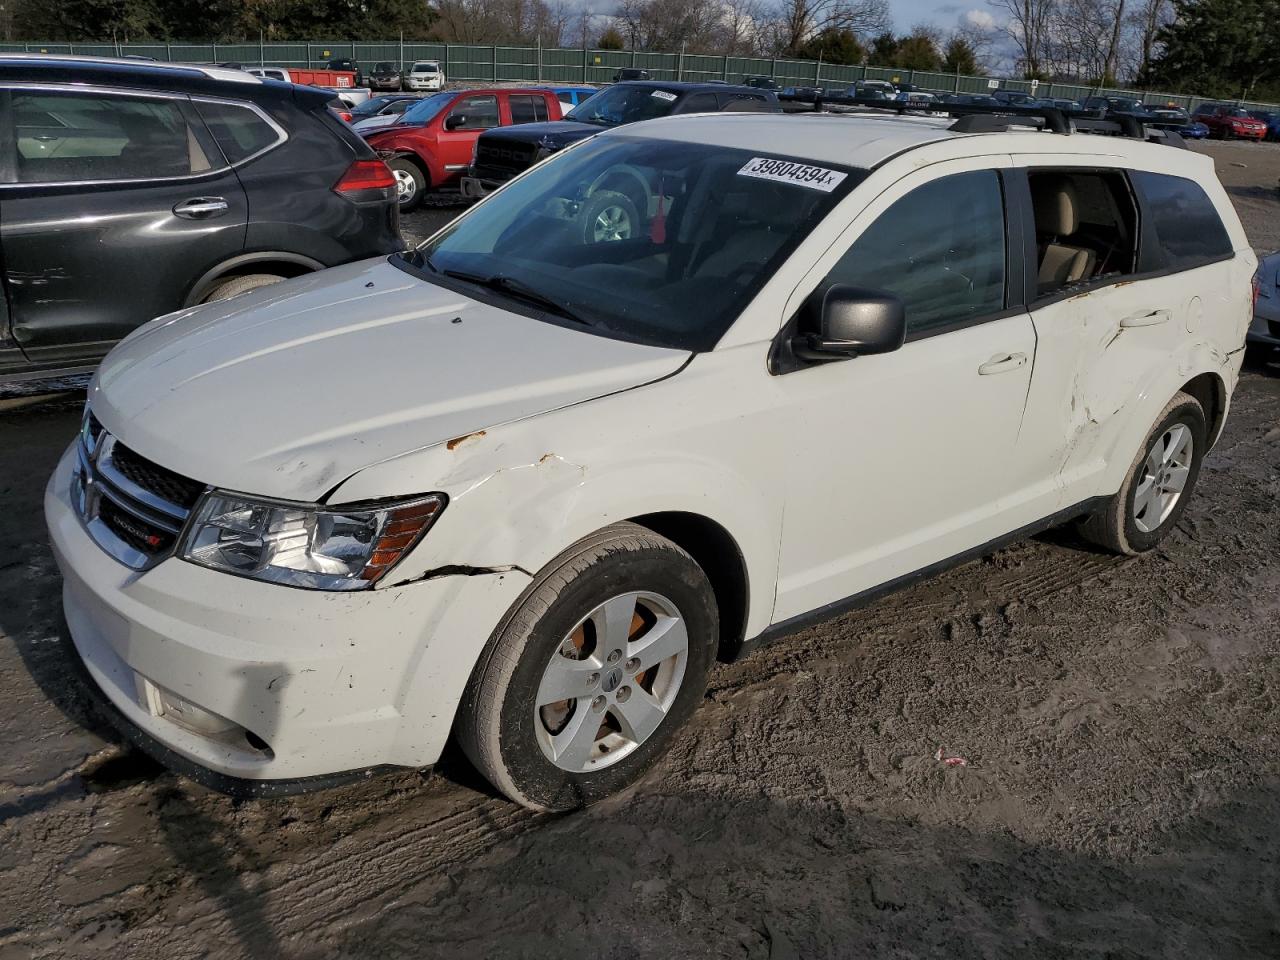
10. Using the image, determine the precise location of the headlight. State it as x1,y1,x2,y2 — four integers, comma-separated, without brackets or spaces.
181,492,445,590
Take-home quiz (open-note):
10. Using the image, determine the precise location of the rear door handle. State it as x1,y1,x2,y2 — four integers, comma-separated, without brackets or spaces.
978,352,1028,375
1120,309,1171,328
172,197,229,220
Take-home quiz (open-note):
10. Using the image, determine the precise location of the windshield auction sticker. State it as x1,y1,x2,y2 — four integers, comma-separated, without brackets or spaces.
737,157,847,192
650,90,678,101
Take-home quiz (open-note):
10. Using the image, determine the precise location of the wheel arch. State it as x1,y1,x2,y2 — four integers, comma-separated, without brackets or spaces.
184,252,324,306
627,511,750,662
1179,371,1227,448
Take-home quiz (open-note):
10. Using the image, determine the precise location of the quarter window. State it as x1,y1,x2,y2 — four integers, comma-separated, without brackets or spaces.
194,101,280,165
1028,169,1139,297
12,92,211,183
447,95,499,130
509,95,549,125
822,170,1006,336
1130,171,1233,270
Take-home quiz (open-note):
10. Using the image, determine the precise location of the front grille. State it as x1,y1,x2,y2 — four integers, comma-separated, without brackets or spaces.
475,141,538,177
72,415,206,569
111,442,205,510
98,496,178,554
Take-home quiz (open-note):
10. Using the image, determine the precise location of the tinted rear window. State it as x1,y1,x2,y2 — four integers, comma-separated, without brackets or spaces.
195,101,280,164
1131,171,1233,269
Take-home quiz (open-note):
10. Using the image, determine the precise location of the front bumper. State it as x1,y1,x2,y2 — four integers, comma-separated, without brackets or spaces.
459,175,498,199
45,444,528,788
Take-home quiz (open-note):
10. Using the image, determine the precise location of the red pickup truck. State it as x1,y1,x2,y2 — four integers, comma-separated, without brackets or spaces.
363,87,562,211
1192,104,1267,140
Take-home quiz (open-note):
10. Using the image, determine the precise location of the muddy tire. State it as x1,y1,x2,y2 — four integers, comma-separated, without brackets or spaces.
457,522,718,812
1078,391,1207,555
388,157,427,211
200,273,285,303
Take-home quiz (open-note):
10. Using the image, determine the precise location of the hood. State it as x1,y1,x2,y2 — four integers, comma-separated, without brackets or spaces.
90,258,688,503
352,114,398,133
480,120,599,151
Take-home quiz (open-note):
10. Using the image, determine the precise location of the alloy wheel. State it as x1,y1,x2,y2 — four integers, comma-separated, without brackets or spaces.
592,205,632,242
534,591,688,773
1133,422,1194,533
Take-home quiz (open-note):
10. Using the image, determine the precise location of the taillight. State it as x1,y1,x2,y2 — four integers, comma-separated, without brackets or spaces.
1252,276,1261,312
339,111,353,123
334,158,396,194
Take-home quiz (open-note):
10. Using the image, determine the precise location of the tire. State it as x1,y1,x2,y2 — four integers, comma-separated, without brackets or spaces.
578,189,640,244
388,157,427,212
1078,391,1207,555
200,272,285,304
457,522,719,812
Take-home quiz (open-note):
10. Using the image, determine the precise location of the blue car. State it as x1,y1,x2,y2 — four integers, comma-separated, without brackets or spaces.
1248,110,1280,140
1183,121,1210,139
543,86,598,108
1144,104,1209,139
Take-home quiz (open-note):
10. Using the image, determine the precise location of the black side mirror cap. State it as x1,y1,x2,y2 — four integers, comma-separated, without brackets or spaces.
790,285,907,362
444,114,466,131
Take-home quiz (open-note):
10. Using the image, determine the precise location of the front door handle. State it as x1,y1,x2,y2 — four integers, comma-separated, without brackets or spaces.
172,197,230,220
978,352,1028,375
1120,309,1171,328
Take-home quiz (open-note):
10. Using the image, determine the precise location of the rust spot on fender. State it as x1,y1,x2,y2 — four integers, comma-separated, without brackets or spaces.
446,430,486,451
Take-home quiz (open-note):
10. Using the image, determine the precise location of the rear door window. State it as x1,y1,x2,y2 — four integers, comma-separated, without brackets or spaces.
12,91,212,183
678,93,718,113
194,101,281,165
509,95,549,125
1130,171,1233,270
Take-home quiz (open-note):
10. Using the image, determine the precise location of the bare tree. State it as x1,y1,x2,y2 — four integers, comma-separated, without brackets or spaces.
766,0,891,56
988,0,1055,77
1128,0,1171,78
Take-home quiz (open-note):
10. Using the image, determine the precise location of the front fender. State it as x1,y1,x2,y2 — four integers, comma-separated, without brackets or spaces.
329,404,782,639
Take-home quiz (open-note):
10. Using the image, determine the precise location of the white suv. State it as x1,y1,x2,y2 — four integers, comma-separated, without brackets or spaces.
46,111,1254,810
404,60,443,91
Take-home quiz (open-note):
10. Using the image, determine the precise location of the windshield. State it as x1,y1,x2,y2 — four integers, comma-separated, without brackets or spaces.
399,92,453,125
566,86,682,127
352,96,397,117
403,137,860,351
413,62,438,73
1226,108,1250,118
374,62,395,72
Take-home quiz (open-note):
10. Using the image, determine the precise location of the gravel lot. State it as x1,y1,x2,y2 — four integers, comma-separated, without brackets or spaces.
1,140,1278,960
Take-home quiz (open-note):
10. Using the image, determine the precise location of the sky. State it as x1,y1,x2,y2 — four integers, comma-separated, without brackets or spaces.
886,0,998,35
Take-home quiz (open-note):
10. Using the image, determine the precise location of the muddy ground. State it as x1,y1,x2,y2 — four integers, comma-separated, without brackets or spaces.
1,141,1279,960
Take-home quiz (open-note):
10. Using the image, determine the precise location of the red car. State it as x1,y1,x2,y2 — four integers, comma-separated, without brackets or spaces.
364,88,563,210
1192,104,1267,140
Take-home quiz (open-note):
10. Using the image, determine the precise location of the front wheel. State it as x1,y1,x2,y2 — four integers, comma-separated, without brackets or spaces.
388,157,426,212
1078,391,1207,554
457,522,718,811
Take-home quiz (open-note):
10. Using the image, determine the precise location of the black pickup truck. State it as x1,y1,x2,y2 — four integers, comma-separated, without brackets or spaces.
460,81,778,199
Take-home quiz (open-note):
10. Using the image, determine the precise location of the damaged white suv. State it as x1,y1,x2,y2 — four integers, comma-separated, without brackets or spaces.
47,111,1254,810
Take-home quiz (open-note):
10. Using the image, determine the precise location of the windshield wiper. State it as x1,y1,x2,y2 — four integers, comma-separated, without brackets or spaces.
442,270,592,326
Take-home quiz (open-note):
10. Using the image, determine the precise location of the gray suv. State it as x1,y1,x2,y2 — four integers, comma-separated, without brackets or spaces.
0,56,402,386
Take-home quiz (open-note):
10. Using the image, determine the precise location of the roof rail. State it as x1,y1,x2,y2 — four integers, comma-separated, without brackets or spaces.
0,52,259,84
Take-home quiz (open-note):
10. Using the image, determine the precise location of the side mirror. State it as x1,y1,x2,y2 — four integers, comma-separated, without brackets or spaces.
443,114,466,131
791,285,907,361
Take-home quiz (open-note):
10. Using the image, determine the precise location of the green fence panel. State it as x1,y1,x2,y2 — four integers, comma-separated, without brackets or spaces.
9,39,1279,110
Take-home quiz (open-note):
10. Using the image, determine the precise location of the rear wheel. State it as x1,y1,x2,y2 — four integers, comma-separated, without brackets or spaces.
458,522,718,811
200,273,285,303
579,190,639,244
388,157,427,212
1078,391,1206,554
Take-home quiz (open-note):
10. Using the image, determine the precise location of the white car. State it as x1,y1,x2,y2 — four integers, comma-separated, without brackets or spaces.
47,110,1254,811
405,60,443,91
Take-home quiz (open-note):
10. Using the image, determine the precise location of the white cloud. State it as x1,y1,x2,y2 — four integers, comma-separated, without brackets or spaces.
961,9,996,30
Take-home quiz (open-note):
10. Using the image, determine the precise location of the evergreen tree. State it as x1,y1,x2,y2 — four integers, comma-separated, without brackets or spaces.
941,36,979,75
1144,0,1280,100
796,27,866,65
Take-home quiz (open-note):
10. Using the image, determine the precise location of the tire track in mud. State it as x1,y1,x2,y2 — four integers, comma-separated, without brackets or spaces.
145,797,542,949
